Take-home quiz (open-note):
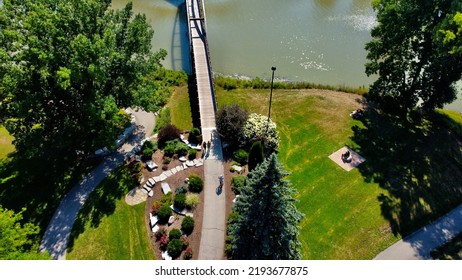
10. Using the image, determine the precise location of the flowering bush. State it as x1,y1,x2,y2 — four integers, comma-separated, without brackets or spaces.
155,227,167,240
152,201,162,215
159,234,169,250
183,247,193,260
240,113,279,152
180,236,189,250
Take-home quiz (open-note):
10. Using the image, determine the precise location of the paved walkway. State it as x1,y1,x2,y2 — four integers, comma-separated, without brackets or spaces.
199,128,226,260
39,109,155,260
186,0,226,259
374,203,462,260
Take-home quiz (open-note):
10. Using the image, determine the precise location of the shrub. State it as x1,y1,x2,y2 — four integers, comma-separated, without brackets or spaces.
188,148,197,160
169,228,182,240
188,127,202,144
188,174,203,193
160,192,172,205
240,113,280,152
141,141,157,160
164,139,189,157
181,216,195,235
174,193,186,209
133,161,143,173
185,194,199,209
233,149,248,165
157,204,172,223
152,201,162,215
167,239,183,258
175,186,188,195
216,104,249,147
158,124,181,148
183,247,193,260
231,176,246,195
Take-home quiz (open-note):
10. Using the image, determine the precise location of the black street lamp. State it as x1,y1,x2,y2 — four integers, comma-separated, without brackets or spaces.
267,66,277,126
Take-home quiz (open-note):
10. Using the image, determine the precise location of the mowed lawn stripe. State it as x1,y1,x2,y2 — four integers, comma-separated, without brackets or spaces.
217,88,397,259
67,167,154,260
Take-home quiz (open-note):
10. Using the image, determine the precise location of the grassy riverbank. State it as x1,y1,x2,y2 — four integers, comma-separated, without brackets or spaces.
214,86,462,259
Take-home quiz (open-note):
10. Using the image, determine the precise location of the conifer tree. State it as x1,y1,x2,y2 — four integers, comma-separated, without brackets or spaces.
247,141,264,172
227,153,304,259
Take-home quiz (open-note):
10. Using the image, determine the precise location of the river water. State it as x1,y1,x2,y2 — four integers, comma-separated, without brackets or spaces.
3,0,458,110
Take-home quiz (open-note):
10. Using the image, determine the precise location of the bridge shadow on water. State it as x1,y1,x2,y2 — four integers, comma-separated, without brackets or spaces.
166,0,191,74
166,0,201,129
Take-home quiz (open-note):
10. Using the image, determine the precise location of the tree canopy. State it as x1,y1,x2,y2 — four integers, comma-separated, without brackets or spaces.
216,103,249,148
0,206,49,260
365,0,462,113
0,0,167,159
227,153,303,260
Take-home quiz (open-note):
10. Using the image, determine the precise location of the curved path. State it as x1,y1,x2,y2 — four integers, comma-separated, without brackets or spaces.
39,109,155,260
374,203,462,260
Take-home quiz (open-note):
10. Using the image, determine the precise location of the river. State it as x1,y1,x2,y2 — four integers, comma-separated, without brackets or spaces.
3,0,460,110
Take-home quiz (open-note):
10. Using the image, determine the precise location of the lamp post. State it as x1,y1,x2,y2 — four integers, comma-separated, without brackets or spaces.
267,66,277,127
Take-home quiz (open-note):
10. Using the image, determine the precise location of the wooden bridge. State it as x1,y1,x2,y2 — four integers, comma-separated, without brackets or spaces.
185,0,226,260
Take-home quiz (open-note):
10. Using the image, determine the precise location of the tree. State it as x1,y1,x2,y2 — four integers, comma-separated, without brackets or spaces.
0,206,50,260
247,141,264,172
240,113,279,152
216,104,249,147
365,0,462,113
227,154,304,260
0,0,167,161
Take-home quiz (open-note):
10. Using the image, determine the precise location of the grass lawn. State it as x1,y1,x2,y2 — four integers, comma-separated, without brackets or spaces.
0,126,14,160
167,85,193,131
66,166,154,260
216,87,462,259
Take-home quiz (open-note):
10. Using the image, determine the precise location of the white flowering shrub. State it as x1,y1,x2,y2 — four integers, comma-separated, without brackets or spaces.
240,113,280,152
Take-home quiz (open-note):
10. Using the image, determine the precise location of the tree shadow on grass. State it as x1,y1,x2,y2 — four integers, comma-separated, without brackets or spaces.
0,152,99,237
351,109,462,237
66,166,135,253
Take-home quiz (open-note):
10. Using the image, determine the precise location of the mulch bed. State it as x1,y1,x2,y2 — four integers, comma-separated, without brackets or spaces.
142,150,205,260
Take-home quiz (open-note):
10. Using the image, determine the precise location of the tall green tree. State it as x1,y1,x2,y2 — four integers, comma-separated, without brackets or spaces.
0,206,50,260
227,153,304,260
0,0,167,160
365,0,462,113
216,103,248,148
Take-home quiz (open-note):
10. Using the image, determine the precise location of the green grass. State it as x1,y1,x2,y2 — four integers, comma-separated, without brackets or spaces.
66,166,154,260
0,126,14,160
166,85,193,131
215,87,462,259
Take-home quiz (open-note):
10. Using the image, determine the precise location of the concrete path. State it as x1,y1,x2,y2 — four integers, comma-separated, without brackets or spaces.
186,0,226,259
39,109,155,260
374,203,462,260
198,128,226,260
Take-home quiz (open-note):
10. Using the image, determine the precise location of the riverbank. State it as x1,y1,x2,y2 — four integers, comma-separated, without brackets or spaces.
214,86,462,259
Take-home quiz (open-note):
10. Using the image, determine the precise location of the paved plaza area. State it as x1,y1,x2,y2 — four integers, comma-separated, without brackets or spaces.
328,146,365,171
